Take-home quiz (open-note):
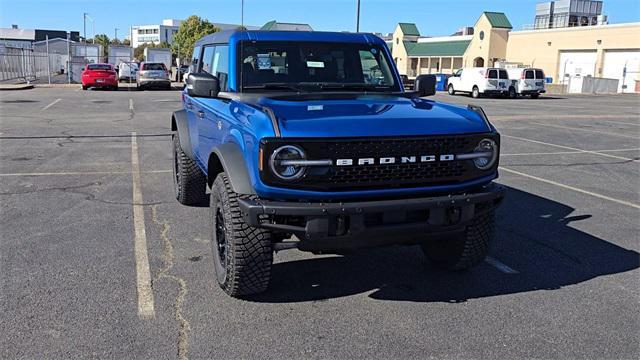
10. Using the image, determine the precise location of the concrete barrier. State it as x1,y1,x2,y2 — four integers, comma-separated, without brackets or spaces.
568,76,619,94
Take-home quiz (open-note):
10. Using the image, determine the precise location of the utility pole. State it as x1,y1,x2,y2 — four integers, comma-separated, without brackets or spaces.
356,0,361,32
241,0,244,29
115,28,120,42
83,12,87,44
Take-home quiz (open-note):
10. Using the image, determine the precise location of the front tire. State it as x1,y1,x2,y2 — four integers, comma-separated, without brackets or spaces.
172,133,207,205
530,93,540,99
421,210,495,271
471,86,480,98
210,173,273,297
448,84,455,95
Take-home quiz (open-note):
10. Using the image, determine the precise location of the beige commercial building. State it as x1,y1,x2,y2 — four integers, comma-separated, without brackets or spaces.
390,12,640,92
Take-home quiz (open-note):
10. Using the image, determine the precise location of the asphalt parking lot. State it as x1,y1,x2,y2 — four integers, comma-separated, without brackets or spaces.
1,87,639,359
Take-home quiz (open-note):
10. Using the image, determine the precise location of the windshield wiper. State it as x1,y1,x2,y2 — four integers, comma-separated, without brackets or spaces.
304,82,393,92
242,83,307,92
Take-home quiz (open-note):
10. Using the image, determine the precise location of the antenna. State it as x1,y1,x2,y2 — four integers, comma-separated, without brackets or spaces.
240,0,244,92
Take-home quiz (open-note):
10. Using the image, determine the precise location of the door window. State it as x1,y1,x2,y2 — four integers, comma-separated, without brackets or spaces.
525,70,535,79
211,46,229,91
535,70,544,79
488,69,498,79
201,46,216,74
190,46,201,72
499,70,509,79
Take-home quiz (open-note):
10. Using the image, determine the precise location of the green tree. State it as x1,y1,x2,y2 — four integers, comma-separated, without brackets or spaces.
92,34,111,56
171,15,219,60
122,39,131,46
133,44,148,61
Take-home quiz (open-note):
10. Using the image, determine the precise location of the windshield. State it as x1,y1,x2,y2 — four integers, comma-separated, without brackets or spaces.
239,41,398,92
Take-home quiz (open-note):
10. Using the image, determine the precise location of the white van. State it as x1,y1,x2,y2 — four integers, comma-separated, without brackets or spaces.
506,68,546,98
447,67,510,98
118,61,139,82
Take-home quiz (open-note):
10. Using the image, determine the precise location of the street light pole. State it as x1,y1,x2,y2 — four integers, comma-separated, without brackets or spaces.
115,28,120,42
356,0,361,32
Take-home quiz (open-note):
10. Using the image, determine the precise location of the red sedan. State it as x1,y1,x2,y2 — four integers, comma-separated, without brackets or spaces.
81,63,118,90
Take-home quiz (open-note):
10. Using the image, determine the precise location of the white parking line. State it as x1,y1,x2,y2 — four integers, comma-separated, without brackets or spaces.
485,256,519,274
129,98,134,112
131,131,155,319
503,135,638,162
41,98,62,111
501,148,640,157
602,120,640,127
500,166,640,210
0,170,171,177
530,121,639,140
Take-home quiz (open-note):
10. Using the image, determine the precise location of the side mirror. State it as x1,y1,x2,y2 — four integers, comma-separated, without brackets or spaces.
415,74,436,97
186,72,219,98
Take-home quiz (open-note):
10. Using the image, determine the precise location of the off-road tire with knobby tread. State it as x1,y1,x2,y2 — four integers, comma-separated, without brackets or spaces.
421,210,495,271
210,173,273,297
172,133,207,205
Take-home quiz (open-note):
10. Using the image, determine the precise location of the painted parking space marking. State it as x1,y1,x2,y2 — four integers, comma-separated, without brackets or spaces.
601,120,640,127
129,98,134,112
490,114,639,121
0,170,171,177
500,166,640,210
503,135,639,162
41,98,62,111
501,148,640,157
131,131,155,319
485,256,519,274
530,121,639,140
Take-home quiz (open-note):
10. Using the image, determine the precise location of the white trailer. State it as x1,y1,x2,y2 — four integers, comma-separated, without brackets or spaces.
143,48,172,70
108,45,133,68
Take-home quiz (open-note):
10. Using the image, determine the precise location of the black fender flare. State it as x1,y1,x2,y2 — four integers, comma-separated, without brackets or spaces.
171,109,195,160
208,143,256,195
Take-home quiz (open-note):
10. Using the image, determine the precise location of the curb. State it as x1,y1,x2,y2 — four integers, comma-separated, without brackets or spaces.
0,84,35,91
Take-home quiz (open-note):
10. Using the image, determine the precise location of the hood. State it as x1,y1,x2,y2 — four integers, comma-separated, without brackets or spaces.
257,95,491,138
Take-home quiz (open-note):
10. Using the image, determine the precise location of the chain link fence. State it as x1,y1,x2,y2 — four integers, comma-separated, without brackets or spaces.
1,42,103,84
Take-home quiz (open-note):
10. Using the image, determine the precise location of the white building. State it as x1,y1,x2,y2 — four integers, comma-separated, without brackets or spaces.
131,19,182,48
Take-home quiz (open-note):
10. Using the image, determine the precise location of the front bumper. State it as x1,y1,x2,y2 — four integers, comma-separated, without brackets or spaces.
239,183,505,252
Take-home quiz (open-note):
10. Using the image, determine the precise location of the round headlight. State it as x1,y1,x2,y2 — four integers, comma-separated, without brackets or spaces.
269,145,306,180
473,139,498,170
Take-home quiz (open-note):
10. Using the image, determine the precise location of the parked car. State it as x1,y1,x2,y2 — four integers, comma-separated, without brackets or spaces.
506,68,546,98
118,61,139,82
176,64,189,82
171,29,504,298
447,67,509,98
136,62,171,90
81,63,118,90
400,74,414,90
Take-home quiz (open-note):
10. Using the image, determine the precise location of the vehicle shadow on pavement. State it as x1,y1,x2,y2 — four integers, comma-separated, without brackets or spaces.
249,186,639,303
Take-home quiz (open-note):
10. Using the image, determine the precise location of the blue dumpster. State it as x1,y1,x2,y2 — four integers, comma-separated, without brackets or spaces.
434,74,449,91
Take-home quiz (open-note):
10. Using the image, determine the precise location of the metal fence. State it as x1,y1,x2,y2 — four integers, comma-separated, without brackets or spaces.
0,43,102,84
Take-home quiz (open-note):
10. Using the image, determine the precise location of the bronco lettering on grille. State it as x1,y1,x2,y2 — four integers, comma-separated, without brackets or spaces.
336,155,455,166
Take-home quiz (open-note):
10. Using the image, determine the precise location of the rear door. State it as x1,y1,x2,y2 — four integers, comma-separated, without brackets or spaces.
522,69,536,91
534,69,545,90
486,69,499,91
498,69,509,90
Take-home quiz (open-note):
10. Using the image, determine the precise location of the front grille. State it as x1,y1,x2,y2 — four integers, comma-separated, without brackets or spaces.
260,134,498,191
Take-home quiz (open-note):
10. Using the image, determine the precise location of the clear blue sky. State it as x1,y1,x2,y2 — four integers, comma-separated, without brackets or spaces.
1,0,639,39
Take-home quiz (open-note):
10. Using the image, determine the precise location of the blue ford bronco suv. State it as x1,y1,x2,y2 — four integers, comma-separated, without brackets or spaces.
171,30,504,297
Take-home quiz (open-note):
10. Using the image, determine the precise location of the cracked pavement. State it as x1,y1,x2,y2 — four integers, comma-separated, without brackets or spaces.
1,88,639,359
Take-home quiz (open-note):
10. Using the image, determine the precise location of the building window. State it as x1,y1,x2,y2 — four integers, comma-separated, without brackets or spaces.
479,31,484,40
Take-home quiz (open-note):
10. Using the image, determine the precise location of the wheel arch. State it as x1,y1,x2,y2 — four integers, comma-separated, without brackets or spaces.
207,143,256,195
171,109,195,160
